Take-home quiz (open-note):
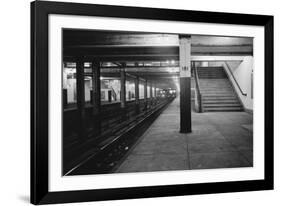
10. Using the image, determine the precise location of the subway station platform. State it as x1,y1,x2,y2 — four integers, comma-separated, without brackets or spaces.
62,30,255,176
116,97,253,173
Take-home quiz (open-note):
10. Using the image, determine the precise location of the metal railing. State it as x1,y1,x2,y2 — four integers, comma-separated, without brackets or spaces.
224,62,247,96
193,64,203,113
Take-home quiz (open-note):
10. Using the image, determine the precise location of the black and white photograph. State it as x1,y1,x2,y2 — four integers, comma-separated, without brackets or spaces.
28,1,274,204
0,0,278,205
62,29,254,176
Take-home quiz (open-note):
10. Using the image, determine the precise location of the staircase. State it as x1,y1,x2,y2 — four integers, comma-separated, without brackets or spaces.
197,67,243,112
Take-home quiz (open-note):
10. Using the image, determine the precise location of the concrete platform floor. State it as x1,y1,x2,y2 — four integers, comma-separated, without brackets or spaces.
116,97,253,173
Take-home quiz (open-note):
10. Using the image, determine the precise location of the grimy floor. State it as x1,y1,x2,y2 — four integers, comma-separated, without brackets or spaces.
116,97,253,173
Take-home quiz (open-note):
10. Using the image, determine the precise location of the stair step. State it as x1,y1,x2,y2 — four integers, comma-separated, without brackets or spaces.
200,80,229,81
203,99,238,102
200,79,229,81
200,82,231,85
203,94,236,97
201,90,234,94
200,83,231,84
201,91,234,94
198,71,225,73
198,69,224,70
200,83,230,85
199,77,226,78
198,71,225,72
200,82,228,84
200,80,230,81
198,72,225,73
199,77,226,79
201,90,233,93
199,75,226,76
203,103,242,107
200,84,231,86
202,91,234,95
203,97,238,101
203,100,240,104
201,87,231,89
200,78,228,80
202,94,236,97
198,72,225,74
197,67,224,70
204,107,243,112
201,88,233,90
198,73,225,75
200,87,232,90
199,75,225,76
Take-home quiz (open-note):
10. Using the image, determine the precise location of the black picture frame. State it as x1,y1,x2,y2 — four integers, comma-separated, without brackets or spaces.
31,1,274,204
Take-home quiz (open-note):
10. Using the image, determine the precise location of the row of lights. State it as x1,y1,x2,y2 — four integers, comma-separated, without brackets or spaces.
166,60,176,65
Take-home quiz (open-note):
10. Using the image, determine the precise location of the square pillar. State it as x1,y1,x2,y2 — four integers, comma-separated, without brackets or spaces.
144,79,147,111
179,35,192,133
150,81,153,106
120,67,127,120
92,62,101,114
120,68,126,108
91,61,101,135
135,76,140,114
76,57,86,139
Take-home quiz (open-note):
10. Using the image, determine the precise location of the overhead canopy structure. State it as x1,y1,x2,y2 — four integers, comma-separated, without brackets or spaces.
63,30,253,60
63,30,253,89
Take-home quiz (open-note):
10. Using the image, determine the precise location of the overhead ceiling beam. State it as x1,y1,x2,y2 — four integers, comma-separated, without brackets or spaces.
63,55,179,62
101,72,179,78
64,45,252,57
191,55,247,61
63,30,253,47
101,68,179,73
64,55,247,64
63,32,179,47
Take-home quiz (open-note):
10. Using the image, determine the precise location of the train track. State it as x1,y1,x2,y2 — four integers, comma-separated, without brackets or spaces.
65,98,174,176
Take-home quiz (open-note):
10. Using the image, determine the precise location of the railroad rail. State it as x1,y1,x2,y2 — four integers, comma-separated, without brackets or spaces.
63,97,175,175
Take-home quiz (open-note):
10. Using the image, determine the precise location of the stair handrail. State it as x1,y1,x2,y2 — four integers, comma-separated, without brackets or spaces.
193,65,203,113
224,62,247,96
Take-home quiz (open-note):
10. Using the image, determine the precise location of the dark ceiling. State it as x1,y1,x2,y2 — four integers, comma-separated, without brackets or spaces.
63,29,253,89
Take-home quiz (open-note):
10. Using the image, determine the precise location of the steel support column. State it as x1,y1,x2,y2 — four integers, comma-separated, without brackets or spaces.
179,35,192,133
135,76,140,114
150,81,153,106
76,58,86,139
120,67,126,119
92,61,101,135
144,79,147,111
